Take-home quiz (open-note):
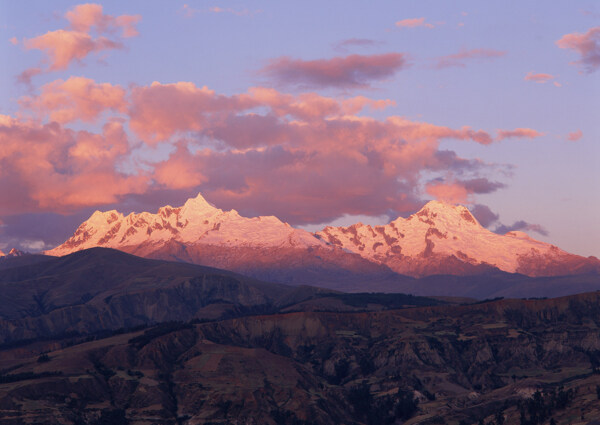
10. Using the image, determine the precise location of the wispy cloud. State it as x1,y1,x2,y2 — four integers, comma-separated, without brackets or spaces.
524,71,554,83
556,26,600,73
567,129,583,141
395,17,434,29
260,53,409,89
496,128,544,141
333,38,382,53
495,221,548,236
180,4,260,18
435,48,506,69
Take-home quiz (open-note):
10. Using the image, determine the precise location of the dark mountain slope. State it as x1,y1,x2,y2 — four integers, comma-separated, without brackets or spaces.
0,248,441,345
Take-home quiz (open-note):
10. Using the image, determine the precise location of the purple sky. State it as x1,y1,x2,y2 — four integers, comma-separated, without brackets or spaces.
0,1,598,257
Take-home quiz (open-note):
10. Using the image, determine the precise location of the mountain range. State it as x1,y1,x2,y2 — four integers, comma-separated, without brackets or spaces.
44,193,599,293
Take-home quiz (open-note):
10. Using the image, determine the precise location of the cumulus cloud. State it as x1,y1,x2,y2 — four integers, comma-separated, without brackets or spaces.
556,26,600,72
260,53,409,89
524,71,554,83
20,76,127,123
128,82,255,143
23,30,121,71
65,3,140,37
426,181,470,204
567,129,583,141
396,18,434,29
0,116,147,214
435,48,506,69
21,3,140,75
496,128,544,141
5,78,526,225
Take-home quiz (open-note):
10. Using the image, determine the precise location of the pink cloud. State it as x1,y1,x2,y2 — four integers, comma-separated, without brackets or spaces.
126,83,498,223
129,82,255,143
8,79,513,224
425,178,504,205
21,3,140,74
23,30,121,71
0,117,146,214
396,18,434,29
20,76,127,123
9,37,18,45
556,26,600,72
426,181,470,204
65,3,141,37
496,128,544,141
179,4,197,18
435,48,506,69
16,68,42,86
524,71,554,83
567,129,583,141
260,53,409,88
208,6,256,16
153,144,207,189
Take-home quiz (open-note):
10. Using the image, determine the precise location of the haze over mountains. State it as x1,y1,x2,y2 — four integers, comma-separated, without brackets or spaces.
44,193,599,293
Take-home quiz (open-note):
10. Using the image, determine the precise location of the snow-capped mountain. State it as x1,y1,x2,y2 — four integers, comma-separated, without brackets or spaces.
47,193,324,256
47,194,599,284
317,201,599,277
0,248,25,258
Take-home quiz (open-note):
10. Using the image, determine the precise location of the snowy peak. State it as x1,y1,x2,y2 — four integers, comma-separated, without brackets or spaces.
403,201,481,229
46,192,325,257
317,200,583,276
0,248,26,258
180,193,220,219
8,248,24,256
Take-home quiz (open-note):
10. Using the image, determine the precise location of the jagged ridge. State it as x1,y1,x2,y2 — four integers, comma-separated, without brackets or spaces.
46,194,599,280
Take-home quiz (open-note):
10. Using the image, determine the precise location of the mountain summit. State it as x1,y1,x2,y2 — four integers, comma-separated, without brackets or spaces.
47,193,322,257
46,194,599,285
318,200,598,277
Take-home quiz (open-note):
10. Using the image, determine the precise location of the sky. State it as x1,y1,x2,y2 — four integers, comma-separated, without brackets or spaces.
0,1,598,257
